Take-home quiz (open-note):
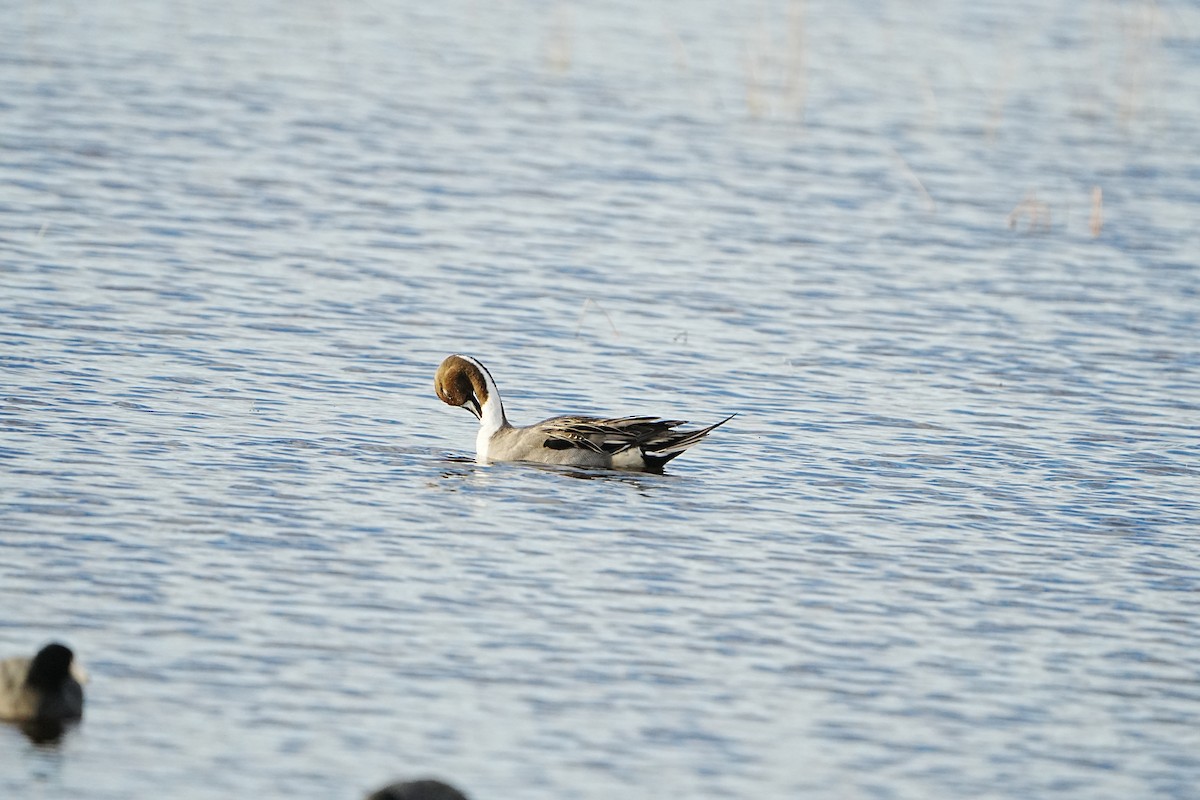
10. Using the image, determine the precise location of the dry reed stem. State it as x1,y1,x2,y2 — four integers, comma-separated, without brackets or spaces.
783,0,807,121
744,37,768,117
1089,185,1104,237
920,72,940,128
545,3,572,73
743,0,807,121
985,60,1015,142
887,145,936,214
1118,0,1163,128
1007,191,1052,233
575,298,621,339
668,27,689,72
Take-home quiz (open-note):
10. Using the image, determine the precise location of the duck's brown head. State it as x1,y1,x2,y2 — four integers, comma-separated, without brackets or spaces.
435,355,492,420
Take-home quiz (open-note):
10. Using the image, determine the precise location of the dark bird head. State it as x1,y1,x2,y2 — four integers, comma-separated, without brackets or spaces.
366,779,470,800
26,643,75,690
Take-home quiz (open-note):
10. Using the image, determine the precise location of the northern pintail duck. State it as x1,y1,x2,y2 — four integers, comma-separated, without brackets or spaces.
0,643,86,725
435,354,733,471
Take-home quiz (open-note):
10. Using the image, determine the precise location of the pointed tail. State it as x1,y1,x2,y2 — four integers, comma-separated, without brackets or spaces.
644,413,736,467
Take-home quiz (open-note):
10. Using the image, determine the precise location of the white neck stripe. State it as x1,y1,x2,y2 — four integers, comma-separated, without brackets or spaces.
457,355,506,462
